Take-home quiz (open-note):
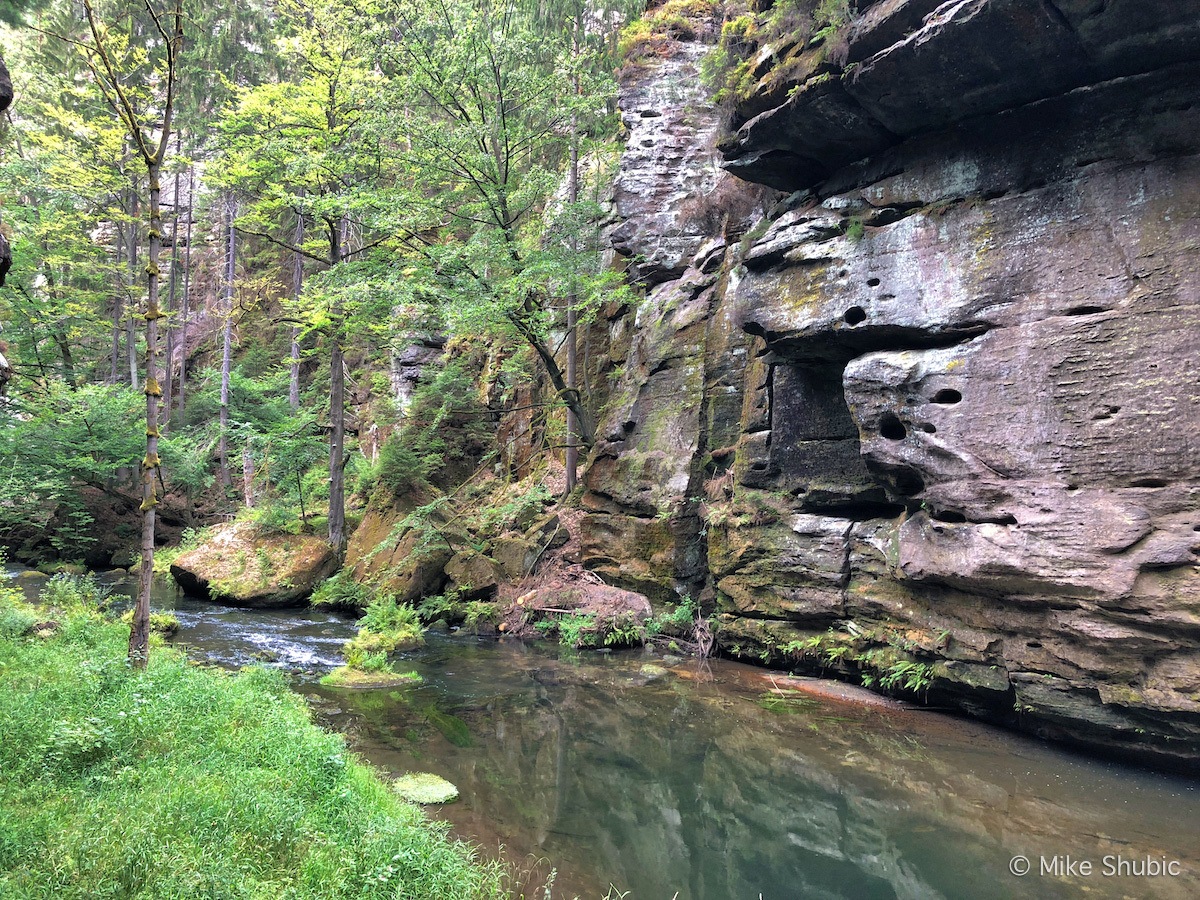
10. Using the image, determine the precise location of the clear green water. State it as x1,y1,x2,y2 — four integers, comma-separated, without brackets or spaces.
13,570,1200,900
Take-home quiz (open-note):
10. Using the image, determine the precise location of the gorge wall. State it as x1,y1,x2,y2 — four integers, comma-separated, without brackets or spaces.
580,0,1200,767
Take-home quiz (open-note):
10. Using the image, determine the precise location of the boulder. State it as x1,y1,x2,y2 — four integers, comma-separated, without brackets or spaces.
444,550,502,600
170,522,337,607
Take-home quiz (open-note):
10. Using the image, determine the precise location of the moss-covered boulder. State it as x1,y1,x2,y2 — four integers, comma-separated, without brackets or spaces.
444,550,502,599
392,773,459,805
170,522,337,607
344,501,452,604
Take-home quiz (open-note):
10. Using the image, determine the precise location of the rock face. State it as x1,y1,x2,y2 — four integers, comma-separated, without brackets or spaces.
170,522,337,607
581,1,1200,766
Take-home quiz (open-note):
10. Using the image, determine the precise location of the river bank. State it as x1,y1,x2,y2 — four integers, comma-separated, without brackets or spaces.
0,580,504,899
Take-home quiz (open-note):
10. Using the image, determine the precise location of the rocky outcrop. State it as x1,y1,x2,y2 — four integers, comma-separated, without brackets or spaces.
170,522,337,607
0,50,11,113
582,9,774,602
722,0,1200,191
581,0,1200,767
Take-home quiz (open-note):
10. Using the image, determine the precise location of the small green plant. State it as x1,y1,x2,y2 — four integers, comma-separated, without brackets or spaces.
41,717,113,773
342,595,425,665
646,596,699,636
878,660,934,694
360,596,421,635
311,572,373,611
255,547,275,585
603,614,646,648
417,589,466,624
463,601,499,634
0,585,39,638
38,572,110,613
119,610,181,637
556,612,599,649
242,501,299,536
844,216,865,241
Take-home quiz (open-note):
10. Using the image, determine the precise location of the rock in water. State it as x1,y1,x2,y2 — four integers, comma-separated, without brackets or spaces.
392,773,459,805
170,522,337,607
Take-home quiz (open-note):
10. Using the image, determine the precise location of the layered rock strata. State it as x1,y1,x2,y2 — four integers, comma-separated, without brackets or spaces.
581,0,1200,767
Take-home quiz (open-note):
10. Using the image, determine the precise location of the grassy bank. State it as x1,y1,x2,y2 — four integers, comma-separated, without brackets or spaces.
0,588,505,899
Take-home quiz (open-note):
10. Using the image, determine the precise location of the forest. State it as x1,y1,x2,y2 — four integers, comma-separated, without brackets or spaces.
0,0,648,894
0,0,647,652
5,0,1200,895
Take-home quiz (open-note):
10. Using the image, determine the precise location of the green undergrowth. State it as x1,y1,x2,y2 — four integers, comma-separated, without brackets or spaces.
776,625,938,699
701,0,859,110
531,597,713,654
0,608,504,898
322,593,428,688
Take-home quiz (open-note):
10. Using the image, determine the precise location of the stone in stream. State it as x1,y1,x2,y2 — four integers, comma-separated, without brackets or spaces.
391,772,459,805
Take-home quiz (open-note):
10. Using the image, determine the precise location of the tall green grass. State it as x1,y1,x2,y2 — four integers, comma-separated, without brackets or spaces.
0,598,505,899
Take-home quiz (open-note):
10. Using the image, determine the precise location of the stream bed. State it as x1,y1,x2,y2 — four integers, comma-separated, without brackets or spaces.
11,569,1200,899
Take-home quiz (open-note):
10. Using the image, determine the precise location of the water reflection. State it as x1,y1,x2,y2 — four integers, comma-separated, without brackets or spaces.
311,639,1200,900
6,567,1197,899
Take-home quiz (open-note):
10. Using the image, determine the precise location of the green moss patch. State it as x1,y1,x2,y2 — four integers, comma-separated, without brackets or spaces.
320,667,424,689
392,772,460,805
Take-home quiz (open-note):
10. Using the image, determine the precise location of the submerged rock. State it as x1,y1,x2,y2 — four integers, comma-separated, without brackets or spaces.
169,522,337,607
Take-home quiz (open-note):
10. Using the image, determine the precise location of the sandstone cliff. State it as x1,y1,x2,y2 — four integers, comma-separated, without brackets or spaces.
582,0,1200,767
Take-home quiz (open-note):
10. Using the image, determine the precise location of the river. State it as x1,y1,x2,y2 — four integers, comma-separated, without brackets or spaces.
9,568,1200,899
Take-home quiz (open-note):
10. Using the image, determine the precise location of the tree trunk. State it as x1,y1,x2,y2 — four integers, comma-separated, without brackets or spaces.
242,441,255,508
217,200,235,494
161,130,182,434
111,221,123,384
564,80,580,494
126,180,139,389
329,337,345,556
290,211,304,410
130,155,166,669
177,158,194,420
510,312,595,448
78,0,183,670
327,218,346,558
218,197,235,491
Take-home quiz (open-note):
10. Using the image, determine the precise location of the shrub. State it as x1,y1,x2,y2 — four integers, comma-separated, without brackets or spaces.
38,572,110,613
0,586,38,638
311,572,373,611
341,596,425,669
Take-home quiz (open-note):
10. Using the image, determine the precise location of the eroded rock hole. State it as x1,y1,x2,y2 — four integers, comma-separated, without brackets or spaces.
931,509,966,523
892,468,924,497
843,306,867,326
932,388,962,405
879,414,907,440
1131,478,1167,488
866,277,881,287
1066,305,1107,316
920,423,936,434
